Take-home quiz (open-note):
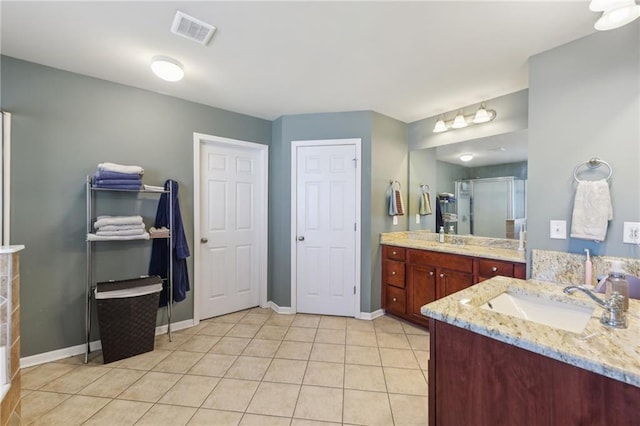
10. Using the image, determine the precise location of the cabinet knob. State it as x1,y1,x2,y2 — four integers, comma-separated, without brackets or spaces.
391,271,396,275
200,238,208,243
440,273,444,278
492,266,498,272
392,297,397,302
297,236,305,241
392,251,397,255
429,271,434,276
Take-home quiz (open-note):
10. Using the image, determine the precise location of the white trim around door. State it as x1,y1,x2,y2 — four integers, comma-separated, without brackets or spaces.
290,138,362,318
193,133,269,325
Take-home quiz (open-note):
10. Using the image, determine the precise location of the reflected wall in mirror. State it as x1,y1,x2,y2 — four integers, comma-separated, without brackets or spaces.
409,130,528,239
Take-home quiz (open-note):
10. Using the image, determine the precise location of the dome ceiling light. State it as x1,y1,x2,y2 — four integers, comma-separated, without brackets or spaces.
151,57,184,82
590,0,640,31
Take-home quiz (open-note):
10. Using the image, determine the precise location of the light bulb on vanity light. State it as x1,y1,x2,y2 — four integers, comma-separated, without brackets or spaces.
433,116,448,133
451,110,468,129
472,102,495,124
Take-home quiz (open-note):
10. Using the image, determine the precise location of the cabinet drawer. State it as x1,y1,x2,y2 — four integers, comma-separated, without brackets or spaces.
385,285,406,315
408,249,473,273
383,245,406,261
385,260,405,288
478,259,514,278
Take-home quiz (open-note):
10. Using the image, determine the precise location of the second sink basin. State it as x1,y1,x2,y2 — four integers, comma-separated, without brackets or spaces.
479,291,595,333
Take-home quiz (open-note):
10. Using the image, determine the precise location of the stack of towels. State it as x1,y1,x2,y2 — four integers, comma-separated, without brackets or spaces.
88,215,150,240
93,162,144,190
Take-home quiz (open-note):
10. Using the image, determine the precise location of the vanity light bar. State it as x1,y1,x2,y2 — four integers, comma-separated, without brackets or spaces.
433,103,497,133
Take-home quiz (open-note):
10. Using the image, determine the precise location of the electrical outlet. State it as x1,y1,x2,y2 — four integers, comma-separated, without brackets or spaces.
623,222,640,244
550,220,566,239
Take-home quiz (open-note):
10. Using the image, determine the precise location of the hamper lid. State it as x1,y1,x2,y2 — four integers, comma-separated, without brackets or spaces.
96,276,163,299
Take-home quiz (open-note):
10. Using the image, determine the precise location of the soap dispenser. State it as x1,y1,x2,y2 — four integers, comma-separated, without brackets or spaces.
438,226,445,243
605,261,629,311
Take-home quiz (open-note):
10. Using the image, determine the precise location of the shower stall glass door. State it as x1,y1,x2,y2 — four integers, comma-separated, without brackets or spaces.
456,177,525,239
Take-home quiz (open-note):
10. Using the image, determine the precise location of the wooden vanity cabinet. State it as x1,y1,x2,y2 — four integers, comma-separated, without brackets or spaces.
381,244,524,328
478,258,526,281
381,246,407,316
429,319,640,425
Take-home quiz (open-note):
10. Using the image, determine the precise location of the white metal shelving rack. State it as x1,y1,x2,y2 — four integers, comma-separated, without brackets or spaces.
85,176,173,363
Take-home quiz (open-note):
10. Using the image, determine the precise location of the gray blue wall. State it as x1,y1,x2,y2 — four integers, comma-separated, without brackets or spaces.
268,111,407,312
370,112,408,311
1,56,271,357
528,23,640,262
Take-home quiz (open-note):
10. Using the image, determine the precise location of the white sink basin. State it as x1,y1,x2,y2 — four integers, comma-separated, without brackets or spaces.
479,291,596,333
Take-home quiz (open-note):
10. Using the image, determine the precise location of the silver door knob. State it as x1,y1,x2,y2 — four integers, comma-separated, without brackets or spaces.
200,238,208,243
391,271,396,275
440,273,444,278
429,271,434,276
297,236,305,241
492,266,498,272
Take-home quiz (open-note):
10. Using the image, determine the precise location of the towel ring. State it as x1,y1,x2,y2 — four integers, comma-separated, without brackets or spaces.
573,158,612,183
420,184,430,193
389,180,401,189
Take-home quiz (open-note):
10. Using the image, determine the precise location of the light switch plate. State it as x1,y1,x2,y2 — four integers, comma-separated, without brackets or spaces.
550,220,566,239
415,214,420,224
623,222,640,244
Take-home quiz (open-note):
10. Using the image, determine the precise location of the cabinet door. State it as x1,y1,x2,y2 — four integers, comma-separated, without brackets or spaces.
408,264,436,325
438,269,473,299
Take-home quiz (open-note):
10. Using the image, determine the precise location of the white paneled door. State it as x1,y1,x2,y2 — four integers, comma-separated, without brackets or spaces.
198,139,266,320
294,142,358,316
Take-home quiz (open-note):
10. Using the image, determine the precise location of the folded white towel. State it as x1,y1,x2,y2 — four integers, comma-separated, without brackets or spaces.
570,179,613,241
97,223,145,232
94,215,143,229
143,184,165,192
96,228,146,236
87,232,150,241
98,162,144,175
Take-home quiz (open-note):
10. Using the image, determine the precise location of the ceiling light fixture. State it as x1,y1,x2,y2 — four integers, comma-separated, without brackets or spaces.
459,154,474,162
590,0,640,31
432,102,496,133
151,56,184,82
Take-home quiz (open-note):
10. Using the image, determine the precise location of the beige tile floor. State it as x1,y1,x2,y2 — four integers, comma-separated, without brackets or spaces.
20,308,429,425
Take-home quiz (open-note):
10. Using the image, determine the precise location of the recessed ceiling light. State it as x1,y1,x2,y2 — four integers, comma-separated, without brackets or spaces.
460,154,474,162
151,57,184,82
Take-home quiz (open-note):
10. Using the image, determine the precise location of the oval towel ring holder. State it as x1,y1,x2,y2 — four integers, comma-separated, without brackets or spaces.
573,157,612,183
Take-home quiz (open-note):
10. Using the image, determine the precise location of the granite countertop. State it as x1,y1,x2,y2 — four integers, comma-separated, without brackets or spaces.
421,276,640,388
380,231,525,263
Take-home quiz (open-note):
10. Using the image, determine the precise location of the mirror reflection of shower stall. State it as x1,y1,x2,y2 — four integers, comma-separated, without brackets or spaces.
455,177,526,238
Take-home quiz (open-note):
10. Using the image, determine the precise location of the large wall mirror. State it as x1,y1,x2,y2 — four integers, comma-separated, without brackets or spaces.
409,129,528,239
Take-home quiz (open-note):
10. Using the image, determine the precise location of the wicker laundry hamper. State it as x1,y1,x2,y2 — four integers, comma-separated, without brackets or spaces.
95,276,163,364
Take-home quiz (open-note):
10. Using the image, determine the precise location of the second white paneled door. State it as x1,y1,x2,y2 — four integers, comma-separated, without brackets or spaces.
197,136,267,320
293,140,360,317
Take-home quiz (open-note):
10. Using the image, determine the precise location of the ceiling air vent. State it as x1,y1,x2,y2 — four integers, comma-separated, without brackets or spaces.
170,11,216,46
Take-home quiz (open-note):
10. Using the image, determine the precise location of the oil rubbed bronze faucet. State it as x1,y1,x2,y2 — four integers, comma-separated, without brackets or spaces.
563,286,627,329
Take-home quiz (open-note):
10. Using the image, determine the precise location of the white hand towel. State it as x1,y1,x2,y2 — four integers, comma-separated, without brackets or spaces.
94,215,143,229
570,179,613,241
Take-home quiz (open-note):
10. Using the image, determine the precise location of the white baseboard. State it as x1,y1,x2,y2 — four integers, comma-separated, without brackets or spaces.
358,309,385,320
20,318,196,368
268,301,295,315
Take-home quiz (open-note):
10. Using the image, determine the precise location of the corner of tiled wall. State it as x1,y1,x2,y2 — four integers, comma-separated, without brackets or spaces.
0,252,21,426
